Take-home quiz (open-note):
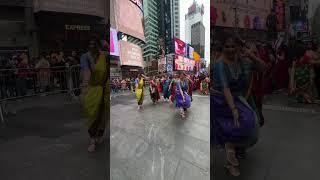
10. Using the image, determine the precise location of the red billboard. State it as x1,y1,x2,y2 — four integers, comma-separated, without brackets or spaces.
174,37,186,56
115,0,145,41
174,55,195,71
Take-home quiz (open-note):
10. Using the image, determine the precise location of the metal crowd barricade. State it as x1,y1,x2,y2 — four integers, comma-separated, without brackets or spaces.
0,65,81,125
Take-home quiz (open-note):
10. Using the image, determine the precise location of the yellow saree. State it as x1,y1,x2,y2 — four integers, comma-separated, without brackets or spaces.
136,78,144,105
83,53,108,133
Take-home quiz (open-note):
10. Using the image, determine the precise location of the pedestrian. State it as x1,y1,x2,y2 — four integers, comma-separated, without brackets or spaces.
315,47,320,99
80,39,108,152
248,42,266,127
274,45,290,92
211,34,259,176
292,42,320,103
35,55,50,93
149,76,160,104
121,79,127,93
157,77,163,100
187,75,194,101
200,77,209,95
135,73,149,110
16,54,29,97
162,75,171,101
175,72,191,118
169,73,178,104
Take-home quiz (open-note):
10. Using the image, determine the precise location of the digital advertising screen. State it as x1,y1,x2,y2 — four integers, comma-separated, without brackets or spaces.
186,44,194,59
110,28,119,56
115,0,145,41
119,40,144,67
174,37,186,56
174,55,195,71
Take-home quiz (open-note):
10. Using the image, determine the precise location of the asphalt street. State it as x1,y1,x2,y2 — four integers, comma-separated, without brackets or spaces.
110,93,210,180
0,93,319,180
212,94,320,180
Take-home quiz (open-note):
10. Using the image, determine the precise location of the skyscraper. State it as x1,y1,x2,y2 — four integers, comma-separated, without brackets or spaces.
143,0,159,63
171,0,180,38
158,0,174,54
191,21,205,58
185,1,204,44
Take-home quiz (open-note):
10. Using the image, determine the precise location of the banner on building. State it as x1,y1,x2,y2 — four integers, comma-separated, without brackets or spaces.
115,0,145,41
193,51,200,62
186,44,194,59
119,40,144,67
158,56,166,73
166,54,174,73
110,28,120,56
174,55,195,71
213,0,272,30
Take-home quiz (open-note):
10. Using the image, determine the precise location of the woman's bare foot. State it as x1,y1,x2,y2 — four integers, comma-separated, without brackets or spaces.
224,164,240,177
87,139,96,152
225,144,239,166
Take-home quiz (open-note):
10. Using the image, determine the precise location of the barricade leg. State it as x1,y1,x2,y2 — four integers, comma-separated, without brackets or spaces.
0,103,5,125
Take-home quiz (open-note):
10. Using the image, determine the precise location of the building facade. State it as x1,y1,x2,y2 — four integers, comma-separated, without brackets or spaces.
143,0,159,64
158,0,174,55
185,1,204,44
191,21,205,58
171,0,180,38
0,0,37,58
0,0,107,59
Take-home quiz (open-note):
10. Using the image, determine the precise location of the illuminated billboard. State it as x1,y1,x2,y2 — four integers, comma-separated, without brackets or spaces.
174,37,186,56
174,55,195,71
110,28,119,56
115,0,145,41
186,44,194,59
119,40,143,67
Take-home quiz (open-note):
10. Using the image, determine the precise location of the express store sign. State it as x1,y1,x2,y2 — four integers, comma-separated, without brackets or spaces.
130,0,143,12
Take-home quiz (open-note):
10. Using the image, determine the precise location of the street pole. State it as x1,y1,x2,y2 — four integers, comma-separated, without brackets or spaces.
232,0,239,34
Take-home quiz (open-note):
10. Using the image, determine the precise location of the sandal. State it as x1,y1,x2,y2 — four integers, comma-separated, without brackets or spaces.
226,149,239,166
224,164,240,177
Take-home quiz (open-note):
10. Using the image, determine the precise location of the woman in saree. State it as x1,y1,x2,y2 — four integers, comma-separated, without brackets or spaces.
246,42,267,127
187,75,194,101
169,74,178,104
81,40,108,152
175,72,191,118
275,46,290,91
162,75,171,102
135,73,149,110
291,44,320,103
211,35,259,176
200,77,210,95
149,76,160,104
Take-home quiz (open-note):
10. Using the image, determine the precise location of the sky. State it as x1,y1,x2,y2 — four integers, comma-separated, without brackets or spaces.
180,0,210,63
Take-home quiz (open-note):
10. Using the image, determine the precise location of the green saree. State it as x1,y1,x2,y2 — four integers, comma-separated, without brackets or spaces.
83,54,108,137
